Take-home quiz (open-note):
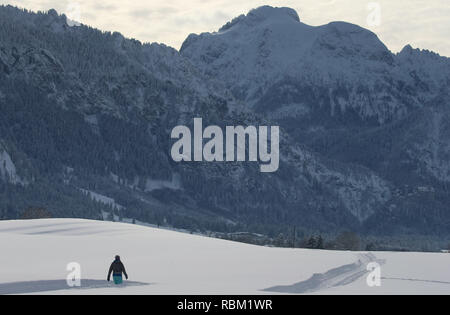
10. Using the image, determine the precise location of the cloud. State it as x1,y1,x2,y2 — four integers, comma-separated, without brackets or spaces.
92,3,117,12
1,0,449,56
129,8,153,20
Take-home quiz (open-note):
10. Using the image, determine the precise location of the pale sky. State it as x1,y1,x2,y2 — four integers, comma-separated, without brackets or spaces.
2,0,449,57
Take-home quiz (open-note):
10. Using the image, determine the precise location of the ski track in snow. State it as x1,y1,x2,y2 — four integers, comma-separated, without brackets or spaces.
380,277,450,285
264,253,385,294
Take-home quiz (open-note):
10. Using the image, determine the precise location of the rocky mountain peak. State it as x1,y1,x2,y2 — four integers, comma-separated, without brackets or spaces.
219,6,300,32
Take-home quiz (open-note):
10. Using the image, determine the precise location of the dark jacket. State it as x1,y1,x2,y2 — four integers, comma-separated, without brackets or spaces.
108,259,128,281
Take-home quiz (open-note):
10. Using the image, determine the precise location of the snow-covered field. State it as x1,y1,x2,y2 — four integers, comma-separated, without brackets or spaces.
0,219,449,295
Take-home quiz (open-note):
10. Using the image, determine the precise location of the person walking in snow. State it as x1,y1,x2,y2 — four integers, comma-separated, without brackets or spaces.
107,255,128,285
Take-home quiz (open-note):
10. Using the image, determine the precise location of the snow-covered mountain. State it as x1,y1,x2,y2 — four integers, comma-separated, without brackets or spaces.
0,5,449,241
181,6,450,235
181,6,450,124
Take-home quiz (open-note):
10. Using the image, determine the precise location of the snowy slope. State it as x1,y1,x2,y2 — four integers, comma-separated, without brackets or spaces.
0,219,448,295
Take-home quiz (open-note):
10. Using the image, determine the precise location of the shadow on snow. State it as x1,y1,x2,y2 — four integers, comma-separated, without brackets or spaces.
0,279,151,294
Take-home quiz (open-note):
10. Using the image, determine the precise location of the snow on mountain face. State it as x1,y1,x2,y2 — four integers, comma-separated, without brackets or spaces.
0,5,232,121
181,6,390,99
177,5,450,232
0,143,24,185
182,7,312,101
80,189,124,210
285,144,392,221
397,45,450,95
0,6,449,237
403,101,450,183
181,6,449,124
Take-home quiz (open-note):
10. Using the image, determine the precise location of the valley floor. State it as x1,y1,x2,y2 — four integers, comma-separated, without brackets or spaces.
0,219,449,295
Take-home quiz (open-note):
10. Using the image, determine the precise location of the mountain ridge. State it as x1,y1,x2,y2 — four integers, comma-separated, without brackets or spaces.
0,5,449,240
